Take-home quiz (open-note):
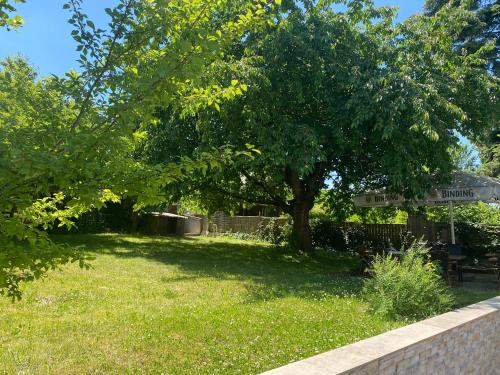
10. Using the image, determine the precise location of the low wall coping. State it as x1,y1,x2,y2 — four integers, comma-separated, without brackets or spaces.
261,296,500,375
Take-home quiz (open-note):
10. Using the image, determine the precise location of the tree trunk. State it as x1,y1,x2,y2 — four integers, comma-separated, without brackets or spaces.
290,199,313,252
284,164,326,253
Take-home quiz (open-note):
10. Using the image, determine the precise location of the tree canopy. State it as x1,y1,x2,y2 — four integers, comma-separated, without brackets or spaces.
146,0,498,251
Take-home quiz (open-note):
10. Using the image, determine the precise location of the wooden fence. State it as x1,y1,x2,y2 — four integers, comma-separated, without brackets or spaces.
211,212,288,234
407,215,453,243
343,217,453,245
210,212,455,245
342,222,408,245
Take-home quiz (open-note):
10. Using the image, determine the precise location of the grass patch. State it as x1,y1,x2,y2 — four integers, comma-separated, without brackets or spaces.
0,234,495,374
452,288,498,308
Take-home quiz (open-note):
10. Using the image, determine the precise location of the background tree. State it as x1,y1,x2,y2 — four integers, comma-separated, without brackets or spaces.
425,0,499,177
426,202,500,224
478,128,500,177
424,0,498,75
146,0,498,251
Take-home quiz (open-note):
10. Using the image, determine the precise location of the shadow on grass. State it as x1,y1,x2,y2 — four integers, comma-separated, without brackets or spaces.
53,234,363,303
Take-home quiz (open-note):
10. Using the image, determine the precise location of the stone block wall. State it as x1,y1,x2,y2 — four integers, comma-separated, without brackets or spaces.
262,297,500,375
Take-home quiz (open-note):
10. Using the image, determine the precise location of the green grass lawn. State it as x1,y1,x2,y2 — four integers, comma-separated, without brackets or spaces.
0,234,496,374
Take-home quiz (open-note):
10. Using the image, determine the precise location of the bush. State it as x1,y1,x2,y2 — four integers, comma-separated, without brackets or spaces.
343,225,367,250
362,241,454,320
256,218,291,245
215,231,260,241
310,217,367,251
455,222,500,259
51,201,137,234
310,218,346,250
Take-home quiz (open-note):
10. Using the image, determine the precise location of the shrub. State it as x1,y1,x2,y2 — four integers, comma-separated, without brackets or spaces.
51,201,137,234
256,218,291,245
310,218,346,250
455,222,500,259
310,217,367,251
215,231,260,241
343,225,367,250
362,241,454,320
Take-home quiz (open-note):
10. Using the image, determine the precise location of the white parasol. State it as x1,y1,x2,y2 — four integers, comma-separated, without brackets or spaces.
352,172,500,244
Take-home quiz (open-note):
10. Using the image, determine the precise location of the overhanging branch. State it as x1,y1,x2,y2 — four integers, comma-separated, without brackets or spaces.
240,170,289,211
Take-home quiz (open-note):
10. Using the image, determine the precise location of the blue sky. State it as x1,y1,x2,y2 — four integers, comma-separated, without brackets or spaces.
0,1,424,77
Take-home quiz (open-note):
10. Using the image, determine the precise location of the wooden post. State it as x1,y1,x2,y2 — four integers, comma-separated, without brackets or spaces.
449,202,456,245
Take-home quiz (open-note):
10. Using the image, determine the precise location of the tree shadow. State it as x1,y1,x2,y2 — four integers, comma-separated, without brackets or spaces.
53,234,363,303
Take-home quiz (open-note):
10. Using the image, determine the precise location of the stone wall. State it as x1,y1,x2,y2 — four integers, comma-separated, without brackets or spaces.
262,297,500,375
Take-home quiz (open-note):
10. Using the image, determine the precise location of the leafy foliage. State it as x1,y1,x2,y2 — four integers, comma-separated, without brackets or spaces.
0,0,24,29
424,0,500,176
363,241,455,320
50,200,139,234
455,222,500,259
212,231,261,242
426,202,500,225
310,216,367,251
256,218,291,245
478,129,500,177
425,0,499,76
0,58,97,298
0,0,278,298
310,217,347,251
449,142,480,172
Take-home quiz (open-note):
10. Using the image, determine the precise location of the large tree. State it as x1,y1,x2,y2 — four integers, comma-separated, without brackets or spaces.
146,0,498,251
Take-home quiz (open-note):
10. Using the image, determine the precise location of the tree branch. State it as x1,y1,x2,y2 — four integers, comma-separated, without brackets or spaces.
211,184,290,213
304,161,328,201
240,169,289,211
69,0,134,130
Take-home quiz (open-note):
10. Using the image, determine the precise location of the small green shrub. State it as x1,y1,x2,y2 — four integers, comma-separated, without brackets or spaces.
216,231,260,241
343,225,368,250
256,218,291,245
455,222,500,259
362,241,454,320
310,218,346,250
310,217,367,251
